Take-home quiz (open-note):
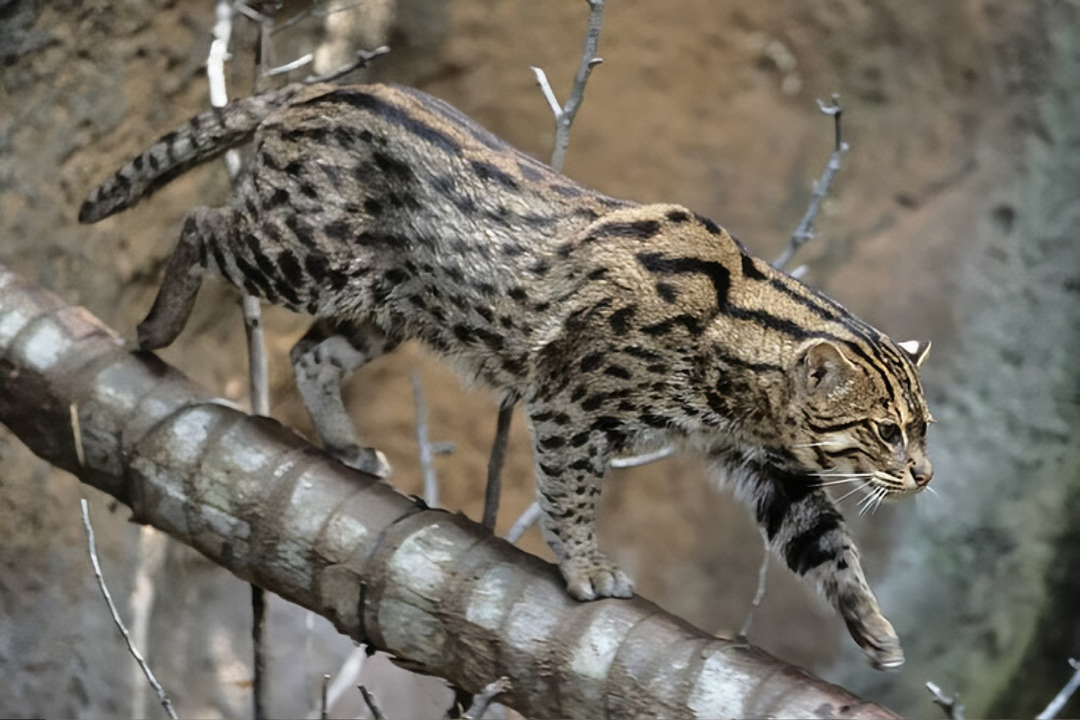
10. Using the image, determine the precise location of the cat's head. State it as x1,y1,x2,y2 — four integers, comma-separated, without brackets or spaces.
782,338,933,502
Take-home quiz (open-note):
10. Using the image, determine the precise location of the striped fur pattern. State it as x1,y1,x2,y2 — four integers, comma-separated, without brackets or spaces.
80,82,933,669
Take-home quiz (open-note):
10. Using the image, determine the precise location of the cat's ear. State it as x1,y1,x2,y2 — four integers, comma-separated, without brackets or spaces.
897,340,931,367
799,340,856,395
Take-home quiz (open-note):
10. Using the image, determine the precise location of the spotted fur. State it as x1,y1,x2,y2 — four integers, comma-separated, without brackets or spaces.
80,82,934,669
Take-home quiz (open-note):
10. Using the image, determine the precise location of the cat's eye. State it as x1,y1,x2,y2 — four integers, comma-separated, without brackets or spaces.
877,421,902,445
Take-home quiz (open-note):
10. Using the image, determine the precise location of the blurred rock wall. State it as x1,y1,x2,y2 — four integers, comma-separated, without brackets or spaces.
1,0,1076,717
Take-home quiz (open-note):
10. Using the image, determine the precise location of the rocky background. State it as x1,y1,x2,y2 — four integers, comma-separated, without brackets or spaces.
1,0,1078,717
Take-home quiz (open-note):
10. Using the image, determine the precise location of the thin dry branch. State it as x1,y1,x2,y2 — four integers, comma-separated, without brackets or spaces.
925,681,964,719
0,264,897,720
358,684,385,720
207,4,271,714
81,498,179,719
738,529,770,638
531,0,607,171
773,95,848,270
1037,659,1080,720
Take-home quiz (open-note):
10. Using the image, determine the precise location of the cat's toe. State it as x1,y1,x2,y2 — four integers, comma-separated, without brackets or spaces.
561,556,634,601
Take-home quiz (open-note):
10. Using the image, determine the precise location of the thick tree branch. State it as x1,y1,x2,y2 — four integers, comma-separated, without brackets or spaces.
0,264,897,720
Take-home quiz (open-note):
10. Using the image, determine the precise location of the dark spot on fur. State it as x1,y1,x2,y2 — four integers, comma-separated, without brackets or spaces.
593,219,661,240
604,365,632,380
580,352,605,373
303,253,330,282
262,188,290,210
608,306,637,336
364,198,384,216
582,394,606,412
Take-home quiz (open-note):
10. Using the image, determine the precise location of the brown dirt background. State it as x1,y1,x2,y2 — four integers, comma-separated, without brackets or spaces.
3,0,1078,718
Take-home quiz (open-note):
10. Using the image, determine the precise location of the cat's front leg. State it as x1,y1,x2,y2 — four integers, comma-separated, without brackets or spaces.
731,463,903,669
528,404,633,601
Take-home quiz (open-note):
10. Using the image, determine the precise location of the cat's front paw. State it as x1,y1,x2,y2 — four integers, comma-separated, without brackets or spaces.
560,553,634,601
847,611,904,670
331,445,392,478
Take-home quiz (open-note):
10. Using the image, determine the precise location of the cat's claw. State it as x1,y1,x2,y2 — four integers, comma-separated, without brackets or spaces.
561,556,634,601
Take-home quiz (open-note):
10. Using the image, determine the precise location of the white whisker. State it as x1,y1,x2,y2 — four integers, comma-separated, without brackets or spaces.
836,482,871,504
814,472,874,478
817,477,870,488
858,487,886,516
925,485,939,497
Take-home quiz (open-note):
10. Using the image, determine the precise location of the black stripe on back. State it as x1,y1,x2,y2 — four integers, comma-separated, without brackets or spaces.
304,90,462,156
637,253,731,309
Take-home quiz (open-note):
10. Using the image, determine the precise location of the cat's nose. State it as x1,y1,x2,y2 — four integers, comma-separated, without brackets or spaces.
910,461,933,487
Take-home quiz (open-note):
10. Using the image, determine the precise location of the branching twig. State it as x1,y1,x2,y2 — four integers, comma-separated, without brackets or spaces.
358,684,385,720
531,0,606,172
82,498,179,719
773,95,848,270
306,45,390,84
926,681,965,720
1037,659,1080,720
462,677,511,719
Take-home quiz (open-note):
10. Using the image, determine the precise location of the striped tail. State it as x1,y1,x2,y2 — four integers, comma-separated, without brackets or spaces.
78,85,303,224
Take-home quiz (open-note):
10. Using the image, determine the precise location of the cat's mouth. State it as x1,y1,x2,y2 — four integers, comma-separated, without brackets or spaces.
814,471,915,515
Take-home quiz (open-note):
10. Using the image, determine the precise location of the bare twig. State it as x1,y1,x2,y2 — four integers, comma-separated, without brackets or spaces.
81,499,179,719
319,673,330,720
504,502,542,545
1037,659,1080,720
609,445,676,469
209,4,271,715
926,681,965,720
483,394,516,530
358,684,385,720
306,45,390,84
411,372,446,507
462,677,511,719
773,95,848,270
265,53,314,77
530,0,606,172
739,529,770,638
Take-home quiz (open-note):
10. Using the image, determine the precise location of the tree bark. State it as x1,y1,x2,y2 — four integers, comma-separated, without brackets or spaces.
0,263,898,720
